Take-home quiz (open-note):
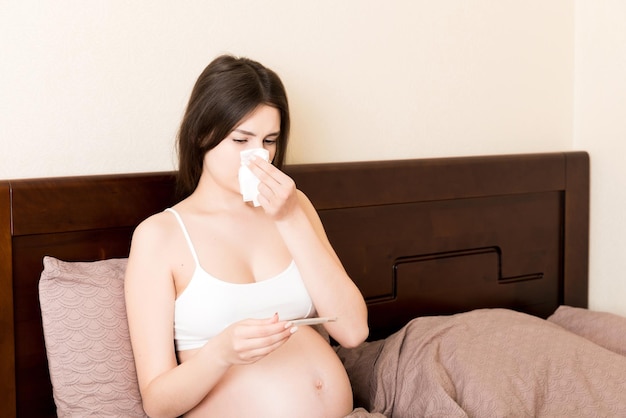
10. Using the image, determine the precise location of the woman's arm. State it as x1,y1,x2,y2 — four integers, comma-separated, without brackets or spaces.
125,216,294,418
125,216,227,417
279,191,369,347
250,159,369,348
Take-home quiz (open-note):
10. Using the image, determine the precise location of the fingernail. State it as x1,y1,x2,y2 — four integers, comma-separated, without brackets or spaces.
289,326,298,334
284,321,293,329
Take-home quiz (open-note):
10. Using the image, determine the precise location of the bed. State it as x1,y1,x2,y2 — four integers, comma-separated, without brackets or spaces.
2,150,624,417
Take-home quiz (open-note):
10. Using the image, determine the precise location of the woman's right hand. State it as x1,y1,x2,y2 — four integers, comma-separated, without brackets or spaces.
216,314,297,366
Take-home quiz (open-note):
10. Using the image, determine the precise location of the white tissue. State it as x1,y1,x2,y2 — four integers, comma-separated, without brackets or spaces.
238,148,269,207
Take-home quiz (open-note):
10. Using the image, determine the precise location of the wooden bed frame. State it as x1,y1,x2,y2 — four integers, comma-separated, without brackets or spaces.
0,151,589,417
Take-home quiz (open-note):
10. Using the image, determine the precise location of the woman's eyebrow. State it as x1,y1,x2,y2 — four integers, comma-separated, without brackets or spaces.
233,128,280,137
233,128,255,136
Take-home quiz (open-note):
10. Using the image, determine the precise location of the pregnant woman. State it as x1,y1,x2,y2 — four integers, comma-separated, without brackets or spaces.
124,54,369,417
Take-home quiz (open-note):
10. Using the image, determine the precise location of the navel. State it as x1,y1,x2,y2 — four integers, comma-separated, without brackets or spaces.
314,379,324,391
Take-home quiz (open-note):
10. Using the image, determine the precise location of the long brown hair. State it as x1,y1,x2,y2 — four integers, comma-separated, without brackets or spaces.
176,55,290,199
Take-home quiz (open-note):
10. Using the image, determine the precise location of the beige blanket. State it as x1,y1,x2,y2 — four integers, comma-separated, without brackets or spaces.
340,308,626,418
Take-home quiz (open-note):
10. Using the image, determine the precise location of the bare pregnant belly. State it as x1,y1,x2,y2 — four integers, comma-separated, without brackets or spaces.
178,326,353,418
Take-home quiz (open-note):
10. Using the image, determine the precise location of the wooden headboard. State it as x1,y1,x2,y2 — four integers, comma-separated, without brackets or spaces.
0,151,589,417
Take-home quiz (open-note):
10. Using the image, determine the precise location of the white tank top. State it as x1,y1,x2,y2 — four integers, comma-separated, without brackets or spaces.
166,208,314,351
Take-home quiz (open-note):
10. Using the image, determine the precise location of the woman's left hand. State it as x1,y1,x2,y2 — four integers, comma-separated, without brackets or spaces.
246,157,299,220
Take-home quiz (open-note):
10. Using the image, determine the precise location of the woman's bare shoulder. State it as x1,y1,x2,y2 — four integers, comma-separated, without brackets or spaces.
136,208,166,226
130,209,181,253
126,210,181,285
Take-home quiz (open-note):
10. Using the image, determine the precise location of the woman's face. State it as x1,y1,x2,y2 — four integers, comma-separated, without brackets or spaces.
203,104,281,193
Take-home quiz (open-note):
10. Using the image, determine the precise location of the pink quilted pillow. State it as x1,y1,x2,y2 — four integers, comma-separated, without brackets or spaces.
39,256,147,417
547,305,626,356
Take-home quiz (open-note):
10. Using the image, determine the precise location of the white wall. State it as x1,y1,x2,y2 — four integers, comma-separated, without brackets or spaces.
574,0,626,316
2,1,622,315
1,1,573,178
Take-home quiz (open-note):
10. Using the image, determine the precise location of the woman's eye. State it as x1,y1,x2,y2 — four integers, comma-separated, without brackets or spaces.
233,139,247,143
263,139,277,145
